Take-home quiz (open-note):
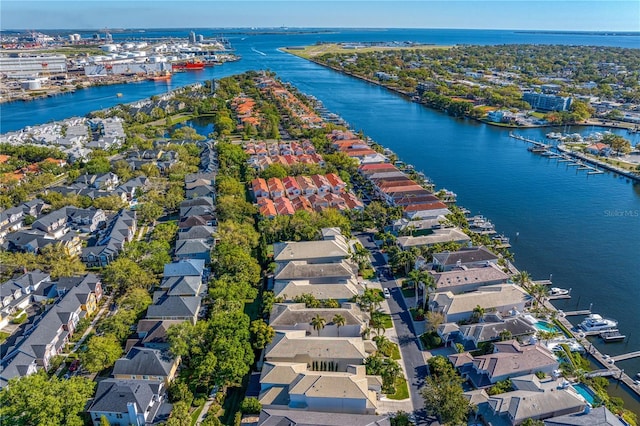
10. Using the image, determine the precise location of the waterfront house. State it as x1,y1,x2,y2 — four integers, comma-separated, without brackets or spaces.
432,246,499,271
544,406,626,426
428,262,510,294
438,315,537,349
87,379,165,426
586,143,611,156
449,340,559,388
429,284,532,323
469,374,586,425
396,228,471,250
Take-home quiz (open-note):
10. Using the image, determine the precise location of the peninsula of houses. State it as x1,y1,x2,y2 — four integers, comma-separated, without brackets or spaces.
0,72,636,426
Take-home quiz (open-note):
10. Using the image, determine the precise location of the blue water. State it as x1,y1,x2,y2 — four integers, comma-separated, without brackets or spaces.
1,28,640,409
573,383,598,406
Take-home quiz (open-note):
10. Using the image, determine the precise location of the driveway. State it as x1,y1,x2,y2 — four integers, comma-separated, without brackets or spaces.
356,233,431,424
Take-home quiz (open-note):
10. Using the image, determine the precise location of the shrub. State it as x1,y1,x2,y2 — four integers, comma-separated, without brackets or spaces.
420,331,443,349
240,397,262,414
12,313,27,324
192,397,205,407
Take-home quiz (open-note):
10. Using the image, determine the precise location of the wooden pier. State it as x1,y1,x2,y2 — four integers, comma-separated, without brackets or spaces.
612,351,640,362
563,309,592,316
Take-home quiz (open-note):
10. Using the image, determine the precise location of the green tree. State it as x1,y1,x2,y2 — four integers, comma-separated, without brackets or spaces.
102,257,156,293
250,319,275,350
85,157,111,174
39,244,86,279
92,195,127,211
240,397,262,414
165,400,191,426
602,133,632,155
332,314,346,337
311,314,327,336
137,202,164,225
0,371,95,426
99,415,111,426
260,163,289,180
521,419,545,426
421,370,470,425
80,334,123,372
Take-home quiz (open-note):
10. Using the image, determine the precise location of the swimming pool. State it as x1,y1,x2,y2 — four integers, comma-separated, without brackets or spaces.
572,383,597,405
535,321,559,333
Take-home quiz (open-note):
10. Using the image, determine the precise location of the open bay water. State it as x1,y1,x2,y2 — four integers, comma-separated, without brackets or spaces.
2,28,639,410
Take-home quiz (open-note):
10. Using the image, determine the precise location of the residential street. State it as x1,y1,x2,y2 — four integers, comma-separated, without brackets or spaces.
356,233,431,424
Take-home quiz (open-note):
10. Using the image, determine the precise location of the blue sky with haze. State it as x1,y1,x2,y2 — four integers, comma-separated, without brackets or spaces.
2,1,639,32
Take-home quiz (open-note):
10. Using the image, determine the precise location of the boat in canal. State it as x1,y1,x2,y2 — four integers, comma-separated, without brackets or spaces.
600,329,626,343
550,287,570,296
579,314,618,332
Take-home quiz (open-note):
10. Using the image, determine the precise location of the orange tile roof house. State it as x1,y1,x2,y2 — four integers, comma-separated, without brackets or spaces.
296,176,317,196
251,178,270,200
290,196,313,213
325,173,347,193
274,197,296,216
258,198,277,218
267,177,286,199
311,174,331,195
282,176,302,198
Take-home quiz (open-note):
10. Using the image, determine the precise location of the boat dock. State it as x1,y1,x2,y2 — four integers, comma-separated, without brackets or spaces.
557,145,640,182
612,351,640,362
509,133,608,176
562,309,592,316
547,300,640,397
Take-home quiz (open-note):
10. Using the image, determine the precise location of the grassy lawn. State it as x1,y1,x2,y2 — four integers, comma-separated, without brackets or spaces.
379,313,393,329
244,298,261,321
387,377,410,400
529,111,547,119
0,331,10,344
190,401,205,426
283,43,450,59
389,342,401,360
219,385,245,425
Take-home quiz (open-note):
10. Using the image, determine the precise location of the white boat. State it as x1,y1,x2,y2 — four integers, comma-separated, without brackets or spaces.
579,314,618,332
546,132,562,139
550,287,569,296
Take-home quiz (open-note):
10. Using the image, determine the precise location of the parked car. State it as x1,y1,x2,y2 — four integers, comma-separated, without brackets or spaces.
383,288,391,299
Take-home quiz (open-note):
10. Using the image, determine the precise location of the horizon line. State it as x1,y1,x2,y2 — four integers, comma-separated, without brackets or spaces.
2,27,640,34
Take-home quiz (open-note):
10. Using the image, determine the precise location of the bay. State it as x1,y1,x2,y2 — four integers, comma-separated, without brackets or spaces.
1,28,639,410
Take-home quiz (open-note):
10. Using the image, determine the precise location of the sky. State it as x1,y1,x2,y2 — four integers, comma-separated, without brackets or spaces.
1,1,639,32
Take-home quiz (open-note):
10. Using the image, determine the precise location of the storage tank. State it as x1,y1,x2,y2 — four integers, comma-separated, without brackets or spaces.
21,79,42,90
100,44,118,53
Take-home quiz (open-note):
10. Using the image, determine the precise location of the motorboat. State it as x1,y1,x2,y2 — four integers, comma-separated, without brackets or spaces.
550,287,569,296
600,329,626,343
579,314,618,332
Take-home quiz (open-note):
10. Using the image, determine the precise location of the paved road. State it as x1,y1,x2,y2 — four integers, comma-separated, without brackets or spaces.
357,233,431,424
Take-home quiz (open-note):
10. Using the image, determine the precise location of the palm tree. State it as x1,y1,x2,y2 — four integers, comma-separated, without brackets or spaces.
373,335,393,356
472,305,485,323
370,310,387,337
332,314,346,337
311,314,326,336
513,270,532,289
406,269,434,307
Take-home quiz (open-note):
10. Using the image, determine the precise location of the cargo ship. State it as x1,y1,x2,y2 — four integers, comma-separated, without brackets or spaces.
147,71,172,81
172,61,205,71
